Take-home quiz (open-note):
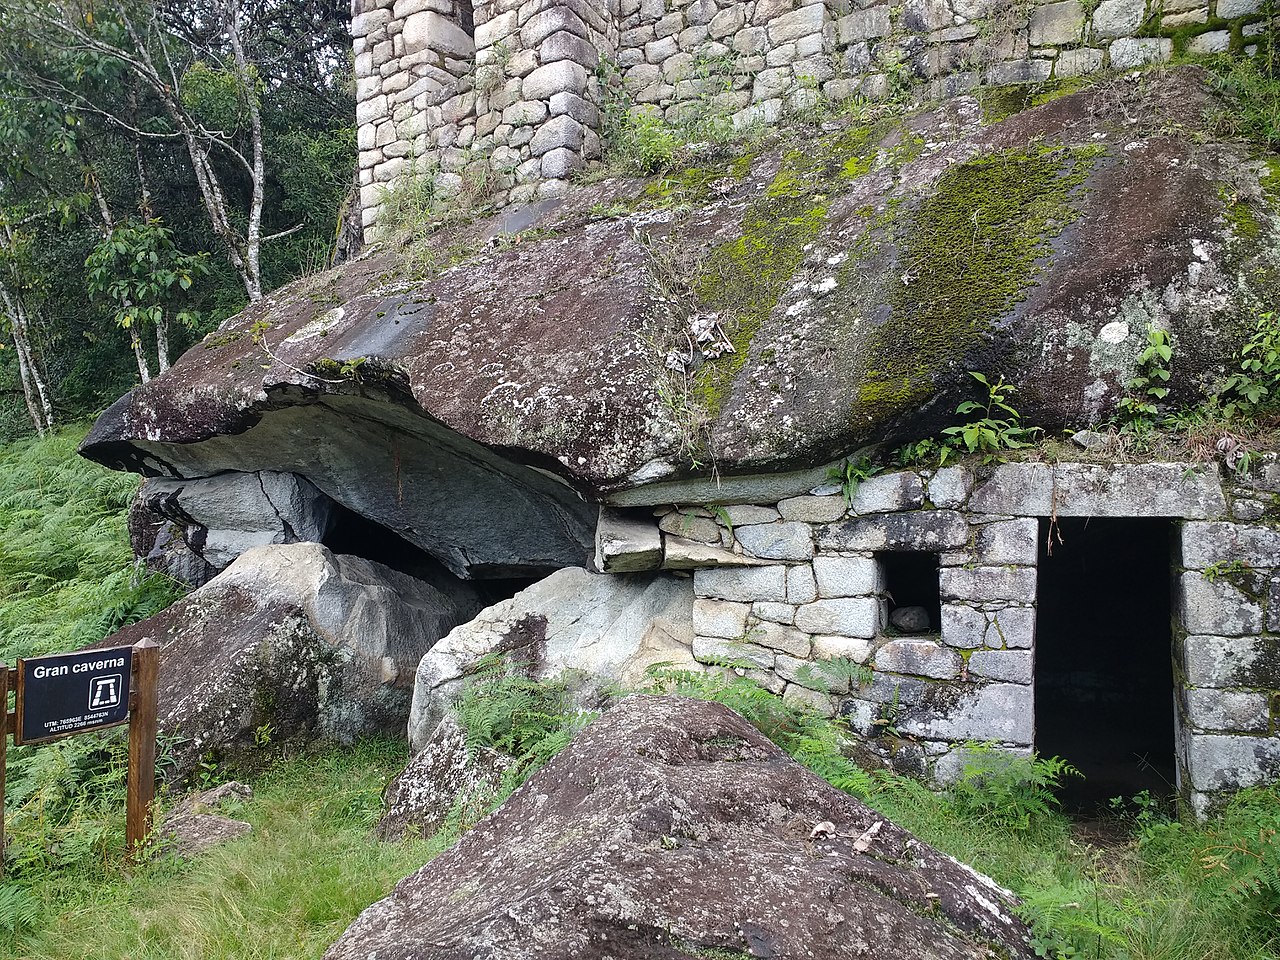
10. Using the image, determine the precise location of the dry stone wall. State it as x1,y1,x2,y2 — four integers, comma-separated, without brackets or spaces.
596,458,1280,816
353,0,1273,233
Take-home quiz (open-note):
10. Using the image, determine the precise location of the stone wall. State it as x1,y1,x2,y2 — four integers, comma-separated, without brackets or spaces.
596,459,1280,816
353,0,1274,233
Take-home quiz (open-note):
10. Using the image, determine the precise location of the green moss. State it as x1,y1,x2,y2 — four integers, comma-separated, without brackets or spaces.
1262,157,1280,212
850,146,1101,428
979,79,1092,124
689,119,914,417
1221,182,1263,240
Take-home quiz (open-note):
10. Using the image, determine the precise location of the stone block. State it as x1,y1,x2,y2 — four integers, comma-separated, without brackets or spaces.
1182,521,1280,568
1109,37,1172,68
746,621,812,657
1216,0,1259,13
352,8,392,38
520,7,589,48
968,463,1226,519
812,634,874,664
1030,0,1084,45
692,598,751,639
541,30,600,67
1091,0,1144,37
746,668,787,694
778,495,846,523
849,472,926,515
836,5,891,42
795,598,881,638
645,36,680,62
549,91,599,126
691,635,775,669
1185,28,1228,52
812,556,882,598
940,566,1037,603
475,10,518,47
783,683,837,716
503,100,550,126
709,5,746,38
1179,572,1263,637
926,467,973,508
356,94,390,125
722,504,781,525
787,564,818,604
967,650,1033,684
523,60,589,99
662,52,696,82
403,11,475,57
768,3,825,43
1055,46,1105,76
1182,635,1280,688
1163,7,1208,24
776,654,856,693
818,511,969,552
972,517,1039,565
659,511,721,544
874,639,962,679
753,601,796,624
1184,689,1271,734
986,59,1054,84
695,565,789,602
1184,733,1280,792
899,683,1035,744
736,522,815,561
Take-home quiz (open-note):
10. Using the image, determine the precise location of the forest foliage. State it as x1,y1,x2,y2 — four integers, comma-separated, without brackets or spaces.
0,0,356,441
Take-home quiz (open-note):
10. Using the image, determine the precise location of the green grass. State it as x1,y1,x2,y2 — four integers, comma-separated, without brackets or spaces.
4,740,438,960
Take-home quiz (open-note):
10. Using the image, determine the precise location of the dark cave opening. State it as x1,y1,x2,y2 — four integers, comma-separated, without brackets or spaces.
324,503,536,606
878,550,941,634
1035,517,1177,813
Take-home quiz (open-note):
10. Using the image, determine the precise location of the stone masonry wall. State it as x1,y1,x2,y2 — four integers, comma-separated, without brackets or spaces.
353,0,1274,234
596,459,1280,815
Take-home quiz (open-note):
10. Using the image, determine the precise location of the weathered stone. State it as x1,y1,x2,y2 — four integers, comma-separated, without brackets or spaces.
692,635,775,669
377,713,513,840
97,543,484,774
1184,733,1280,792
1179,572,1263,637
327,698,1038,960
402,11,475,57
968,463,1226,519
659,510,721,543
753,601,796,624
520,6,589,47
1181,521,1280,568
898,683,1035,744
926,468,972,508
663,536,772,569
1030,0,1084,44
940,566,1037,603
1182,635,1280,688
694,565,789,602
692,598,751,639
889,605,932,633
595,507,662,572
812,555,882,598
875,639,960,679
722,504,782,525
540,30,599,67
849,472,926,515
783,682,838,716
777,494,846,522
409,568,696,749
812,634,874,663
523,60,589,100
1109,37,1172,68
1216,0,1259,14
746,620,811,657
795,598,881,638
529,114,584,156
768,4,825,43
818,511,969,552
1183,689,1271,734
735,521,815,561
837,5,891,42
548,91,599,126
1091,0,1144,37
787,564,818,604
1056,46,1104,77
971,517,1039,565
967,650,1033,684
159,782,253,858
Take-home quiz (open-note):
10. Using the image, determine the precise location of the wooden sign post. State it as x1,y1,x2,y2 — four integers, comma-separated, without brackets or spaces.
0,638,160,875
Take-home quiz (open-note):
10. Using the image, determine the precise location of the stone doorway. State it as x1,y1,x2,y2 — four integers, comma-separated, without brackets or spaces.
1035,517,1177,812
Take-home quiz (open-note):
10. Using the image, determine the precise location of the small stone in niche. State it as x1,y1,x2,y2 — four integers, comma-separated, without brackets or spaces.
889,605,930,633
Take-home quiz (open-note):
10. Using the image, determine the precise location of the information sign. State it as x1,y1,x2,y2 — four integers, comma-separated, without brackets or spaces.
16,646,133,744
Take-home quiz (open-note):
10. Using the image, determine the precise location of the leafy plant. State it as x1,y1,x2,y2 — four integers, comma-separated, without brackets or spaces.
1202,559,1251,584
1221,311,1280,417
826,455,881,506
949,742,1081,832
940,372,1039,463
1119,323,1173,423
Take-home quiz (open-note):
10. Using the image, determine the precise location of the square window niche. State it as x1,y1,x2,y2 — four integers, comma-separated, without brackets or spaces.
875,551,941,635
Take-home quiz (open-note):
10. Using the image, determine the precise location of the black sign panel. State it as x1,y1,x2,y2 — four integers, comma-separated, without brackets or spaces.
16,646,133,744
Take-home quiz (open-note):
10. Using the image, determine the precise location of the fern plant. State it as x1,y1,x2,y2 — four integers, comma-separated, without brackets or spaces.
949,742,1081,832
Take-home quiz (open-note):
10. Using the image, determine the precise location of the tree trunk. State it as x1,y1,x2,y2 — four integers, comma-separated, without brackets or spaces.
155,314,171,374
132,330,152,383
0,282,54,435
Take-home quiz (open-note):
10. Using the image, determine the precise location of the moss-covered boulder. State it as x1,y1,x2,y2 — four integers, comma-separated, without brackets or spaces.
82,67,1278,573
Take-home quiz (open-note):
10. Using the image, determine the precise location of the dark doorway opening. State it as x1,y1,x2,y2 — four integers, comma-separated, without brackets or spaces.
878,551,941,634
1035,517,1176,813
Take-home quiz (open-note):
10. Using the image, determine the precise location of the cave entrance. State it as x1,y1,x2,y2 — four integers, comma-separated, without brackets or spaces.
1035,517,1176,813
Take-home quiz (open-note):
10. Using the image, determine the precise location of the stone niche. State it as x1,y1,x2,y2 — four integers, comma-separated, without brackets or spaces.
597,459,1280,817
